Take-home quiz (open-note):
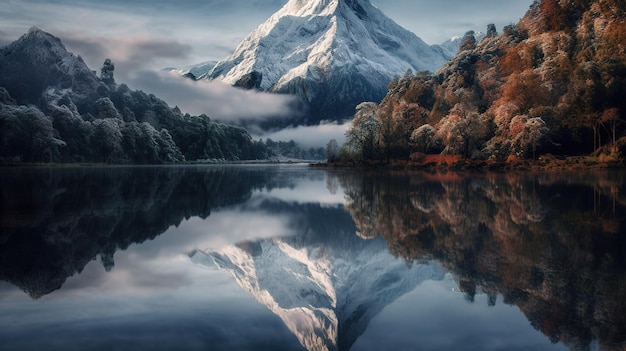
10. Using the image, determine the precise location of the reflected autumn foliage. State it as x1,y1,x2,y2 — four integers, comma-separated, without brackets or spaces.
333,170,626,351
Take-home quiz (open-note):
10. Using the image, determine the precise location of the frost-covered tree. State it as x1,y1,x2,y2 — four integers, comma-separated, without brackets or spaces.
91,118,123,163
326,139,339,162
156,129,184,163
346,102,380,160
0,104,66,162
101,58,115,86
94,97,122,120
410,124,443,154
509,115,550,159
525,117,550,159
436,103,491,157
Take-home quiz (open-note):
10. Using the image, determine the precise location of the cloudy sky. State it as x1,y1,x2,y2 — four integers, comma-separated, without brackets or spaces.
0,0,533,144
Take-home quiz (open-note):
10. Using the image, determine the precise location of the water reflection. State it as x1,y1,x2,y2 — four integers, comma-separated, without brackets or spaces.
192,228,444,351
0,165,285,298
334,170,626,351
0,166,625,351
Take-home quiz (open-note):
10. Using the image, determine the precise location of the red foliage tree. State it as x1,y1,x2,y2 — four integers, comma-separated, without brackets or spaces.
541,0,569,31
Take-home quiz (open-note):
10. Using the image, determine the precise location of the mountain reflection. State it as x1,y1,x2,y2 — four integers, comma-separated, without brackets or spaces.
334,170,626,351
192,200,445,351
0,166,285,298
1,166,625,351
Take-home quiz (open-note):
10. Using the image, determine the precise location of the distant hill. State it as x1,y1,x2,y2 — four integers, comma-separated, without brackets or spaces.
0,28,264,164
346,0,626,162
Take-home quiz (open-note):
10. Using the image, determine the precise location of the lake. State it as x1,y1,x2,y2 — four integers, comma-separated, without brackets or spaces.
0,165,625,351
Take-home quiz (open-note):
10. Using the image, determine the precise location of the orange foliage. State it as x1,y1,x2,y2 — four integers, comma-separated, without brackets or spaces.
501,70,551,112
598,19,626,59
541,0,569,31
500,43,535,74
420,154,463,165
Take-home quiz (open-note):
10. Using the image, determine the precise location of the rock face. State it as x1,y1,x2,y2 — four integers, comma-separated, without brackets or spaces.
192,231,445,351
201,0,452,123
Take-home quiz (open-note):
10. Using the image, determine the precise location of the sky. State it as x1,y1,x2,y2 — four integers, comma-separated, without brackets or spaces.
0,0,534,145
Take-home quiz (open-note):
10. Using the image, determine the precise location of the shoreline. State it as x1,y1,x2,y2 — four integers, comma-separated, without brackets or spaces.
2,155,624,171
312,154,626,172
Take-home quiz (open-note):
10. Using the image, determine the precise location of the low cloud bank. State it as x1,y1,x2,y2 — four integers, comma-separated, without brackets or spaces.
127,71,299,121
256,122,350,149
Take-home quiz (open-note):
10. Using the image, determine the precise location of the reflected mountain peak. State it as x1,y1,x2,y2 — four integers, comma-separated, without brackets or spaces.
2,166,626,350
193,231,446,351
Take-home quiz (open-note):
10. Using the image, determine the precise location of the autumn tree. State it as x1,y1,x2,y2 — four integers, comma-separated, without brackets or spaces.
602,108,621,149
541,0,569,31
436,103,491,157
501,70,551,113
509,115,550,159
410,124,443,154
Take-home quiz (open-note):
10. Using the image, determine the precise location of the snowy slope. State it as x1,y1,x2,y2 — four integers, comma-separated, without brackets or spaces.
191,236,445,351
200,0,452,120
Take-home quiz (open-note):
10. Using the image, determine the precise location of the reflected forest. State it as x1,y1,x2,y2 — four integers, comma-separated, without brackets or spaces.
1,166,625,350
337,170,626,351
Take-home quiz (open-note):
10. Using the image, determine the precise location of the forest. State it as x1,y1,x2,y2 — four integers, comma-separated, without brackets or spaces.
0,29,320,164
340,0,626,166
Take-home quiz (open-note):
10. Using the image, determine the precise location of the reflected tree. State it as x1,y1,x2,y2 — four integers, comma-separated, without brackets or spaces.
336,170,626,351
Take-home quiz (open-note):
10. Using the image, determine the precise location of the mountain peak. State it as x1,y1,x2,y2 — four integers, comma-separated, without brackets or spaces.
0,27,100,106
9,26,68,54
201,0,450,123
281,0,371,16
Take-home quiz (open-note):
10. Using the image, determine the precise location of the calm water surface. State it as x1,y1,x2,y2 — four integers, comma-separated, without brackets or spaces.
0,165,625,351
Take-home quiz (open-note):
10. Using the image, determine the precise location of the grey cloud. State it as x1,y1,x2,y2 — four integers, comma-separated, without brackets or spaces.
0,30,14,47
59,35,109,67
128,41,192,62
48,31,194,81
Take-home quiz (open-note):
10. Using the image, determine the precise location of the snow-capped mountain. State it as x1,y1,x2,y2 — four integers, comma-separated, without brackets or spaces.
191,235,445,351
200,0,452,122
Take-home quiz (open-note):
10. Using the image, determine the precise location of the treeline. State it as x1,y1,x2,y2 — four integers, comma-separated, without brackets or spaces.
261,139,325,160
0,85,266,163
340,0,626,163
